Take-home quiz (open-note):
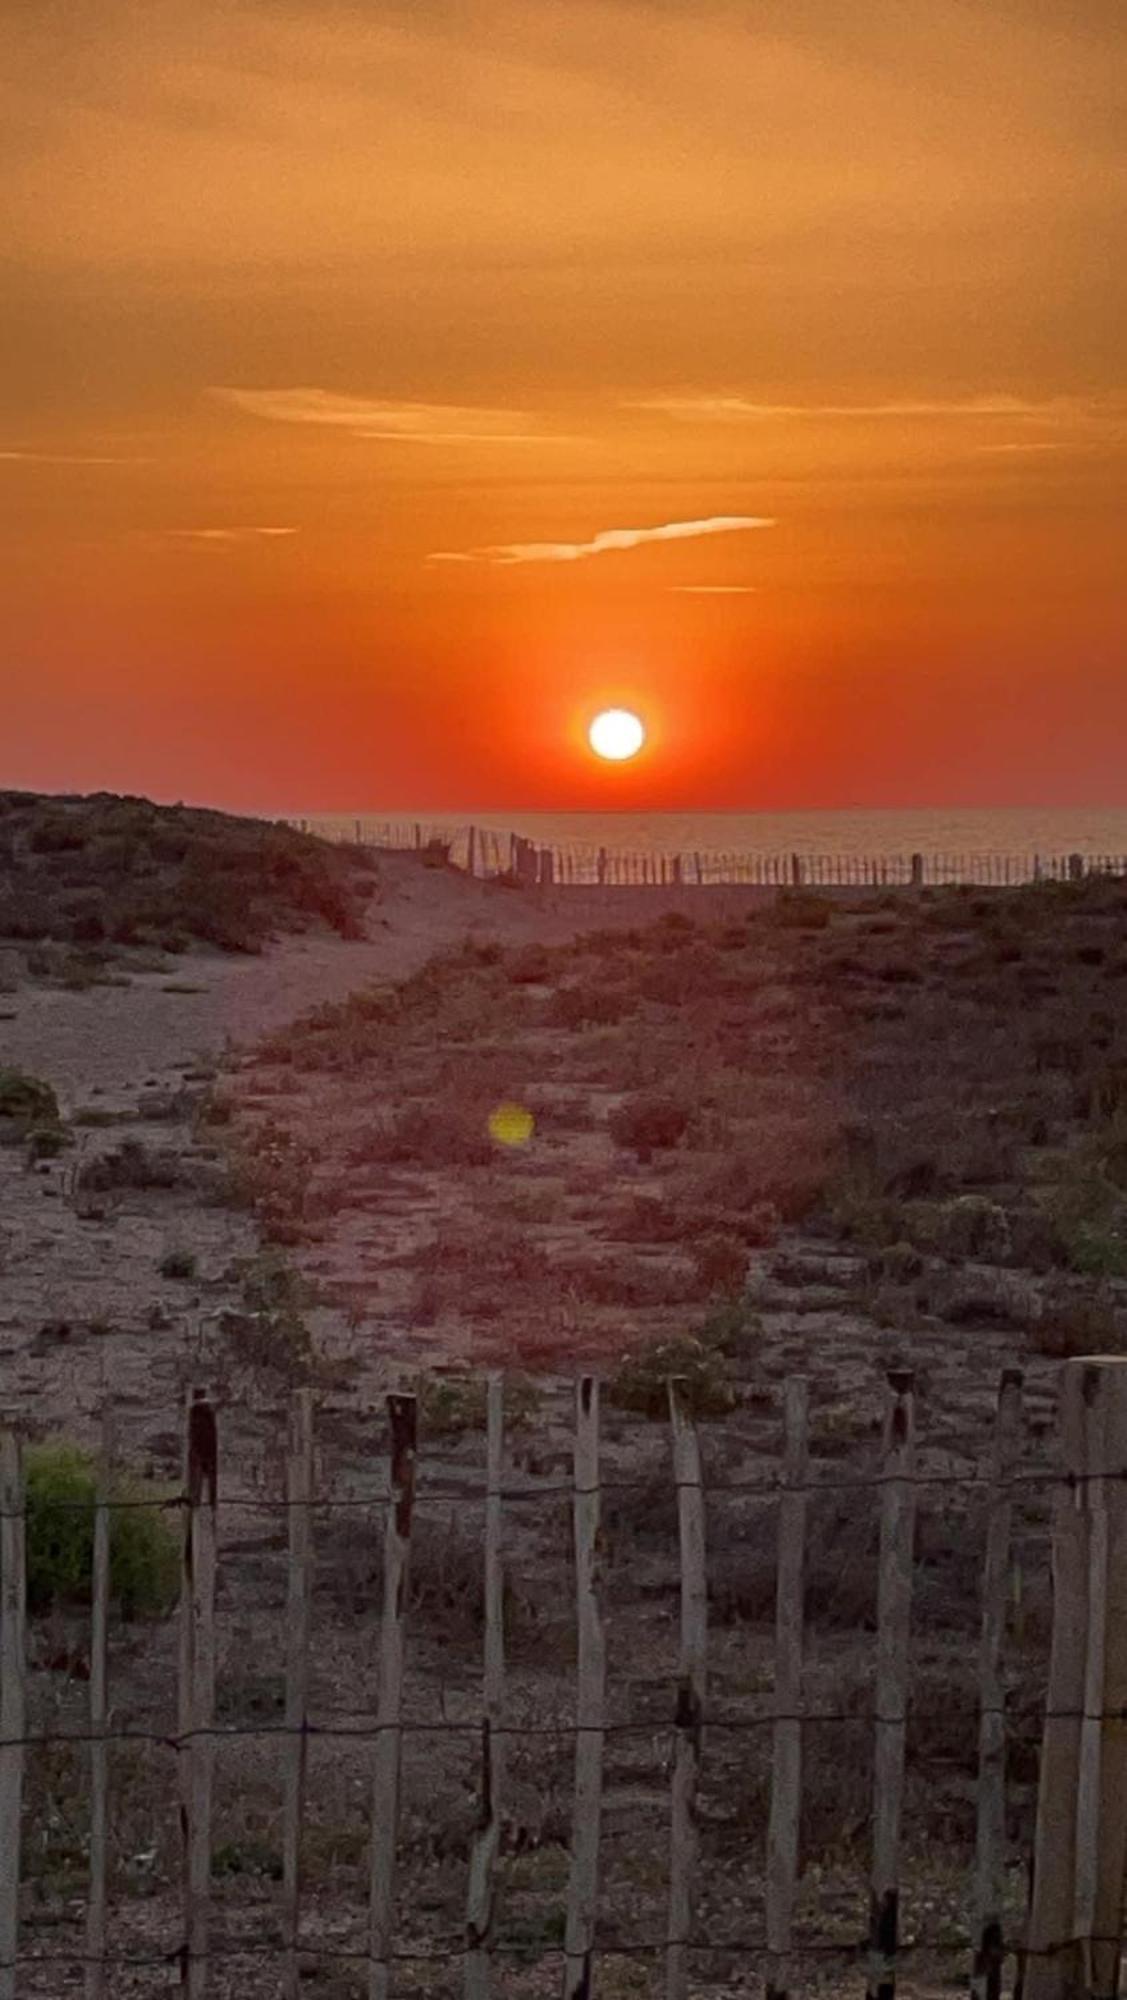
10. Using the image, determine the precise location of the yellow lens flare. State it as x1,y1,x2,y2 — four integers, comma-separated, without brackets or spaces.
488,1101,535,1147
588,709,645,761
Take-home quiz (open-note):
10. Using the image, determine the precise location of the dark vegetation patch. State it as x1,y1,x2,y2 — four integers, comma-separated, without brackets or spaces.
229,868,1127,1376
0,789,377,971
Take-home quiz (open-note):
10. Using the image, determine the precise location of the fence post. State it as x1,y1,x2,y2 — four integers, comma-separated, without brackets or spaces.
465,1375,506,2000
368,1393,417,2000
666,1378,707,2000
972,1369,1023,2000
179,1389,218,2000
0,1431,25,2000
866,1370,916,2000
790,853,804,887
467,825,477,879
283,1389,315,2000
767,1378,809,2000
1026,1358,1127,2000
563,1377,605,2000
910,853,923,887
85,1407,114,2000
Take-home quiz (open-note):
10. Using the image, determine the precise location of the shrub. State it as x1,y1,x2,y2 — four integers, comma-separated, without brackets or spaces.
690,1231,748,1297
419,1373,541,1437
78,1139,182,1192
767,889,835,930
608,1092,690,1157
160,1249,198,1281
606,1334,737,1420
0,1069,60,1139
548,983,632,1029
694,1295,762,1357
24,1444,179,1617
217,1251,320,1380
1032,1283,1126,1358
27,1124,68,1161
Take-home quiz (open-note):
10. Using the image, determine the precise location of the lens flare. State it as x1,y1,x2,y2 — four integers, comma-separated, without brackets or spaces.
488,1101,535,1147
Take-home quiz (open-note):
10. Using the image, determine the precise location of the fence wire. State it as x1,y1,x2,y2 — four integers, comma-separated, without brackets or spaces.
0,1372,1120,1997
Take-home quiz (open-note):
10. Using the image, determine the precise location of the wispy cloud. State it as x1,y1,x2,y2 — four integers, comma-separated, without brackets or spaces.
163,527,298,547
669,583,760,594
630,395,1088,424
0,449,149,465
210,387,556,445
429,515,775,565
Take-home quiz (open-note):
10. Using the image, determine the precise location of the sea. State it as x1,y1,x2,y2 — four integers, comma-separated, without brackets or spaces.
301,808,1127,866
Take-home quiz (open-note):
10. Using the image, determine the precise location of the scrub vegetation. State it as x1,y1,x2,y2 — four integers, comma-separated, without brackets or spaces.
0,789,377,974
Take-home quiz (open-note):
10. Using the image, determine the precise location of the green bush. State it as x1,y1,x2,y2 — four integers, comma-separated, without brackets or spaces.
419,1373,541,1437
0,1069,60,1139
24,1444,180,1617
606,1333,737,1420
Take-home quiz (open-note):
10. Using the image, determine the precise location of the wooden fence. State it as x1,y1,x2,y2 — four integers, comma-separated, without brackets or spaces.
1,1359,1126,1995
286,817,1127,892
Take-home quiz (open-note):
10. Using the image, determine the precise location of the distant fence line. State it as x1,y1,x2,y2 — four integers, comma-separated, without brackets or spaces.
2,1361,1127,1995
286,817,1127,891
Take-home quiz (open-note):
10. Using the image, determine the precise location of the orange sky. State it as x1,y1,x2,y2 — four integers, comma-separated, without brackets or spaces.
3,1,1124,810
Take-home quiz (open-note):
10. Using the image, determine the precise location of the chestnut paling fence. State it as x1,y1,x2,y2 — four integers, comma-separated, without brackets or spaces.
286,816,1127,891
1,1361,1126,1998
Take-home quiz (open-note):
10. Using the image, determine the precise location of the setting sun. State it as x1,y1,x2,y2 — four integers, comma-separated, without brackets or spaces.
589,709,646,762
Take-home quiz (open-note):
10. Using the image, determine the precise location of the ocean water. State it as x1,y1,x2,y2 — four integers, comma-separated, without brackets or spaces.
302,807,1127,866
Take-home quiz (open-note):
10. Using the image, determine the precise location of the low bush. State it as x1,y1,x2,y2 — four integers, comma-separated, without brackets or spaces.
419,1372,541,1437
607,1092,690,1158
160,1249,198,1281
78,1139,182,1193
766,889,835,930
0,1069,60,1140
690,1231,749,1297
24,1443,179,1617
606,1333,737,1420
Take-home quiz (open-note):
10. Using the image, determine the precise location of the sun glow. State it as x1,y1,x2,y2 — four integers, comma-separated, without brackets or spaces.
588,708,646,761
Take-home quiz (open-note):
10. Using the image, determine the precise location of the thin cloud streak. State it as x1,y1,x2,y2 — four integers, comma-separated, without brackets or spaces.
631,395,1095,424
211,387,558,445
1,449,149,465
429,515,775,565
669,584,760,594
163,527,299,546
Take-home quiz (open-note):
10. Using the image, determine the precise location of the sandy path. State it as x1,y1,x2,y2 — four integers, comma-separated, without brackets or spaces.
0,854,771,1106
0,856,560,1105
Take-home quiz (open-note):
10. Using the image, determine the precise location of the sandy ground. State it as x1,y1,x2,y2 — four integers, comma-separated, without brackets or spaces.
0,855,771,1107
0,857,1048,1996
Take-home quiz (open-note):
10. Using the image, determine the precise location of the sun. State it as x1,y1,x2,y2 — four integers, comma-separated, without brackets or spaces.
588,708,645,761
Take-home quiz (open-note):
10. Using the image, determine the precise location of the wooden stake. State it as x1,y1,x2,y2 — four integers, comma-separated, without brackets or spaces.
0,1432,26,2000
85,1407,114,2000
972,1371,1022,2000
283,1391,315,2000
766,1379,809,2000
465,1376,506,2000
666,1378,707,2000
178,1390,218,2000
563,1377,606,2000
866,1371,916,2000
1027,1358,1127,2000
368,1393,417,2000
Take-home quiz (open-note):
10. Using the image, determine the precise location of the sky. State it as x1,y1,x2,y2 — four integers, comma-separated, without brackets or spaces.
2,0,1124,811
